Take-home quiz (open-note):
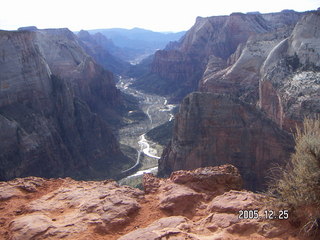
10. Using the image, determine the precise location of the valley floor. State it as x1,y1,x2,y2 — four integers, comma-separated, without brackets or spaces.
116,77,176,185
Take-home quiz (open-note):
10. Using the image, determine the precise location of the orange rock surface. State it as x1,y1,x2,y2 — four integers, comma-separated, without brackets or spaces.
0,165,308,239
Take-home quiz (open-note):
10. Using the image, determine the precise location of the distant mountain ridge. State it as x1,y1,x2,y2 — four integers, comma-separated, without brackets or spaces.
86,28,186,63
88,27,186,47
77,30,130,74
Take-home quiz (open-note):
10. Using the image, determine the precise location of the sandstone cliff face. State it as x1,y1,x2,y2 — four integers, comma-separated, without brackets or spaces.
0,166,304,240
202,10,320,130
0,29,131,181
156,11,320,193
159,93,294,191
133,11,302,101
200,27,293,104
77,30,130,75
259,10,320,131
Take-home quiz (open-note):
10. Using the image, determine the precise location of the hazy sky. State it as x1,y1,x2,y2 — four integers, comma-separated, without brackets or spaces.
1,0,319,32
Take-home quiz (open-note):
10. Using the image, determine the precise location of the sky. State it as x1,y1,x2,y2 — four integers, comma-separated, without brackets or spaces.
1,0,319,32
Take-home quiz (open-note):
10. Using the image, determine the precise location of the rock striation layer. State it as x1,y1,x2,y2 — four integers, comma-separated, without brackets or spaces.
200,9,320,130
159,92,294,191
133,10,303,101
259,10,320,130
0,166,304,239
193,10,320,130
0,29,131,181
200,27,293,104
155,10,320,192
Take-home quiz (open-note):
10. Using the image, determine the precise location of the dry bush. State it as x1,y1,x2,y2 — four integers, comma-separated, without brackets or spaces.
268,117,320,236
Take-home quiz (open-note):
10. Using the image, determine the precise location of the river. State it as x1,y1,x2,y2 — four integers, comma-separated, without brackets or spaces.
116,76,175,186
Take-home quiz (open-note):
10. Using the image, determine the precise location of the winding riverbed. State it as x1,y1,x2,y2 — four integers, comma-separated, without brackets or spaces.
116,77,176,185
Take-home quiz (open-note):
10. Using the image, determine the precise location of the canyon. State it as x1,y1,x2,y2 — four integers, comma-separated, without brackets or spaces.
0,7,320,240
132,10,304,101
77,30,130,75
155,10,320,190
87,28,186,64
0,28,131,181
2,9,318,186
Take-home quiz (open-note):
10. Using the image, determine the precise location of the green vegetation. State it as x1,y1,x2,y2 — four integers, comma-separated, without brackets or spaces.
132,73,175,95
285,53,301,71
120,92,148,124
268,117,320,236
119,144,138,166
146,120,174,146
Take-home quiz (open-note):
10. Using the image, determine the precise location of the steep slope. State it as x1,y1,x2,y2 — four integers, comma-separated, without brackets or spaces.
90,32,139,64
133,10,303,101
202,10,320,130
200,27,293,104
156,10,320,192
259,10,320,131
0,29,132,181
77,30,130,75
158,93,294,191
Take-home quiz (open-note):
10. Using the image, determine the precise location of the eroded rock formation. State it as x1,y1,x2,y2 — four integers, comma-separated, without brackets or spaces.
0,177,143,239
200,27,293,104
259,11,320,131
193,10,320,130
200,9,320,131
0,29,131,181
156,10,320,191
159,93,294,190
0,166,304,239
133,10,303,101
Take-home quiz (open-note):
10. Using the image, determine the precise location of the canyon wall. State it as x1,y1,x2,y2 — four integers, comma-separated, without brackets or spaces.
201,10,320,130
158,10,320,190
0,29,131,180
77,30,130,75
259,11,320,131
158,93,294,190
133,10,303,102
200,27,293,104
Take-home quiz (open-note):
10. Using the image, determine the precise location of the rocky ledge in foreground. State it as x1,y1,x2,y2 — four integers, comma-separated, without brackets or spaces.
0,165,304,239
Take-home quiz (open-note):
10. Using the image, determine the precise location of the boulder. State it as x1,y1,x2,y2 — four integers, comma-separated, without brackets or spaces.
158,183,203,214
207,190,265,213
169,164,242,195
143,165,244,216
118,216,191,240
10,214,53,240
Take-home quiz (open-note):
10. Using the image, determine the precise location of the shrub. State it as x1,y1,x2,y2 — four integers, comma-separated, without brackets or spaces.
268,117,320,236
